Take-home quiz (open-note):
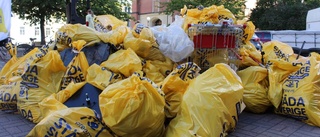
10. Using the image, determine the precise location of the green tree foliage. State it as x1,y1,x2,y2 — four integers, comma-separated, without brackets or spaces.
12,0,130,45
12,0,65,44
161,0,246,19
250,0,320,30
77,0,131,20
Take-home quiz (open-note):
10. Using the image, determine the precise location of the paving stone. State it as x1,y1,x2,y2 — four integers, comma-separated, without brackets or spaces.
291,130,320,137
2,98,320,137
251,126,269,134
17,125,33,132
5,127,22,134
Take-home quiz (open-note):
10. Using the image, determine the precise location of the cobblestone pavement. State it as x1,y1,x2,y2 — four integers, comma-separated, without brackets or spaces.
229,111,320,137
1,110,320,137
0,111,34,137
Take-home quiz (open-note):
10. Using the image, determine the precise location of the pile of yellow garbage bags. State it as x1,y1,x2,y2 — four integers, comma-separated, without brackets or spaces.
1,4,320,137
178,3,320,128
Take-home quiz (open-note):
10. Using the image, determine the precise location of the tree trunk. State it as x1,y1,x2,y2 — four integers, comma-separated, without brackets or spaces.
40,16,46,45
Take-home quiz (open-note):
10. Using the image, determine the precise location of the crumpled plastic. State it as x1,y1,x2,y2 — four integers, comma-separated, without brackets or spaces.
236,20,255,44
262,40,295,64
0,82,20,112
54,24,104,51
237,66,271,113
150,15,194,62
149,57,174,77
60,40,89,90
124,23,166,61
0,55,18,85
94,14,127,32
87,63,124,90
99,73,165,137
39,82,86,119
166,63,244,136
0,48,38,85
27,107,115,137
239,41,263,67
97,25,130,46
191,49,231,72
142,59,166,84
181,4,236,32
267,59,301,108
160,62,201,118
55,24,128,51
276,53,320,127
17,49,66,123
100,48,142,77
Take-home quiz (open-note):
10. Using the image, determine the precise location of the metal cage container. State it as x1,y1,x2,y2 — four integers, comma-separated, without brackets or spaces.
187,23,243,72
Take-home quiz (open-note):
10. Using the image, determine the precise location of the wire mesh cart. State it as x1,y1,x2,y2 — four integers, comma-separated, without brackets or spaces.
187,22,243,72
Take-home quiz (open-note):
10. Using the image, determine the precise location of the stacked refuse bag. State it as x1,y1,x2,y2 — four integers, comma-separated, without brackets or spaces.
0,4,319,137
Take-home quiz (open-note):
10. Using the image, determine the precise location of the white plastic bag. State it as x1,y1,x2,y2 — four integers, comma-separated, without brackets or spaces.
151,15,194,62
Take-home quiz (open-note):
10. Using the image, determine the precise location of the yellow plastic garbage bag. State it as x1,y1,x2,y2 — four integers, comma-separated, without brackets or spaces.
217,5,236,23
99,73,166,137
27,107,115,137
149,57,174,77
4,40,17,58
55,24,102,51
39,82,86,119
60,40,89,90
276,53,320,126
181,4,237,32
239,55,260,68
0,48,37,85
267,59,301,108
199,5,219,24
201,64,244,129
191,49,232,71
239,41,262,65
94,14,127,32
237,66,271,113
0,82,20,111
0,49,18,85
87,64,124,90
166,63,244,136
161,62,201,118
100,48,142,77
180,5,187,16
39,94,68,119
97,26,130,46
262,40,295,63
236,20,255,43
186,7,203,18
124,23,165,61
142,60,165,84
182,16,200,32
17,49,66,123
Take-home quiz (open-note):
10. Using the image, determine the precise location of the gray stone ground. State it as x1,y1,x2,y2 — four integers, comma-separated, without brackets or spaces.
0,48,319,137
1,110,320,137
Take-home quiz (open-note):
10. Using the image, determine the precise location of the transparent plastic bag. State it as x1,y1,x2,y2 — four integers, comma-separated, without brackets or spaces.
150,15,194,62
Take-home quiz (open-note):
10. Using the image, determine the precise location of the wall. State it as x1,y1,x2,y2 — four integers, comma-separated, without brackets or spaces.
130,0,173,27
10,14,65,45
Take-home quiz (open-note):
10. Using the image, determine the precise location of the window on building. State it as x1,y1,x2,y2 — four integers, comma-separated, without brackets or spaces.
152,0,160,12
20,27,25,35
46,28,50,36
35,27,40,36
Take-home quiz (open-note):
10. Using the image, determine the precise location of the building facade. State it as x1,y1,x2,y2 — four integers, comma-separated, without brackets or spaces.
130,0,256,27
10,14,64,45
130,0,173,27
